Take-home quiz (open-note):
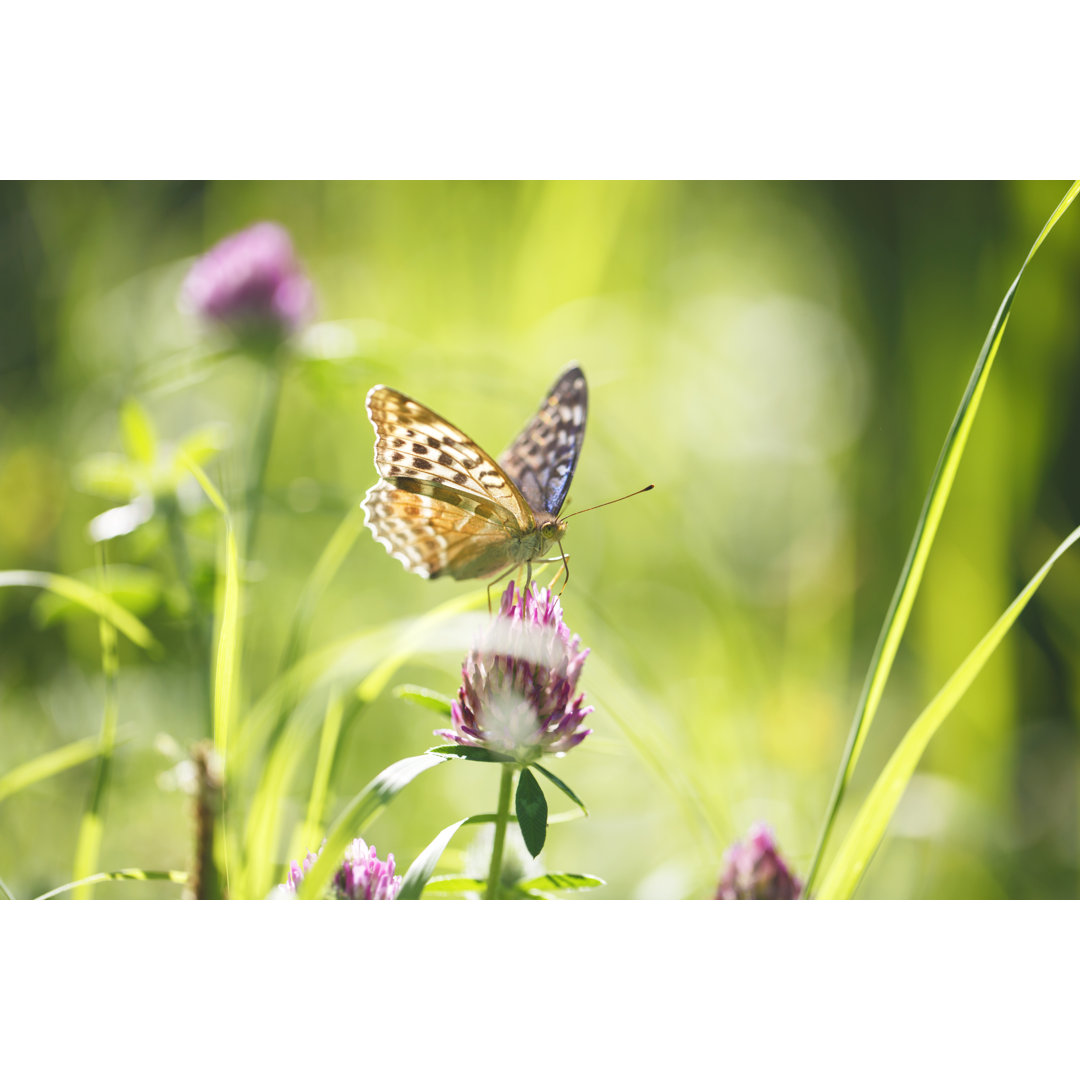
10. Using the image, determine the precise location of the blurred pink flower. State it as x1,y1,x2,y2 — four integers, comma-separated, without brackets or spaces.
182,221,314,346
716,823,802,899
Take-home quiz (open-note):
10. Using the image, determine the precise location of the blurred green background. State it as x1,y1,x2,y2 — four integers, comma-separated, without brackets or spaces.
2,180,1079,899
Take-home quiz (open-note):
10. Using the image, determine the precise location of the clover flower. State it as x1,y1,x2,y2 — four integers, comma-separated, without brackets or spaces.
716,823,803,900
182,221,314,347
278,838,401,900
280,847,322,896
435,581,593,762
332,839,402,900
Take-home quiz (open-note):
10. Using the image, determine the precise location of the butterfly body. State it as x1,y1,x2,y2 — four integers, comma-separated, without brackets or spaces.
362,366,586,581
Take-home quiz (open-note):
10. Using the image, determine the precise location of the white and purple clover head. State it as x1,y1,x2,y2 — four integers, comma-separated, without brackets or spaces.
182,221,314,349
716,823,803,900
436,581,593,763
278,838,401,900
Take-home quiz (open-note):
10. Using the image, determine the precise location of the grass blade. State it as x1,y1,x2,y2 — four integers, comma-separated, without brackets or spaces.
35,869,187,900
298,690,346,854
279,502,368,675
517,873,605,892
0,570,157,651
182,456,241,760
803,180,1080,896
0,732,128,807
397,818,470,900
70,546,120,899
817,523,1080,900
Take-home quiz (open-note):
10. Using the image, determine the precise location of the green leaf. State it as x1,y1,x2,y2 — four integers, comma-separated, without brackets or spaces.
533,763,588,815
175,423,229,468
422,876,488,895
426,744,514,764
35,869,187,901
396,684,454,716
397,819,470,900
817,523,1080,900
515,767,548,858
0,570,158,651
73,453,140,500
297,754,448,899
121,399,158,466
517,873,605,892
803,180,1080,897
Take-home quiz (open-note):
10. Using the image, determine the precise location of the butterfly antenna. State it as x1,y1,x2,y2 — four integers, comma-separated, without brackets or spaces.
560,484,655,521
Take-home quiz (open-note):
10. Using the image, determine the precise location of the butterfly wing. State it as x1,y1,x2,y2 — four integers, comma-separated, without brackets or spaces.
498,364,587,517
364,385,540,580
362,480,523,579
366,385,535,529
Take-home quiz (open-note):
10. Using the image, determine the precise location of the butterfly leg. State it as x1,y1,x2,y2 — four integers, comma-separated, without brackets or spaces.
485,563,519,615
528,552,570,594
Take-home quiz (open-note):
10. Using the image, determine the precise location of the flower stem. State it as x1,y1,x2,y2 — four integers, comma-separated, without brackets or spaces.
244,359,284,566
485,764,517,900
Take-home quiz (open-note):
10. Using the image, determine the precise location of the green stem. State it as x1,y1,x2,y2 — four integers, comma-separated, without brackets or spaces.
71,543,120,899
244,360,284,566
485,764,517,900
0,875,14,900
163,494,213,737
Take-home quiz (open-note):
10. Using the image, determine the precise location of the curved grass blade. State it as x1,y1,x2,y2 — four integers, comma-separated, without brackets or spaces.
0,570,157,651
0,876,15,900
239,705,317,900
396,684,454,716
232,598,487,771
533,763,588,815
354,590,487,707
261,504,369,761
804,180,1080,897
0,731,130,807
182,455,240,761
35,869,187,900
398,817,471,900
518,873,605,892
279,502,368,676
817,523,1080,900
298,690,346,855
297,754,448,899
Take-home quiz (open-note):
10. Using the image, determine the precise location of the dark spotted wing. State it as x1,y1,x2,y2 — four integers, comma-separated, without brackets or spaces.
498,365,587,517
366,385,535,530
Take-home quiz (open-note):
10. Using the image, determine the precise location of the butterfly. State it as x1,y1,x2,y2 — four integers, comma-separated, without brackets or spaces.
362,365,587,585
